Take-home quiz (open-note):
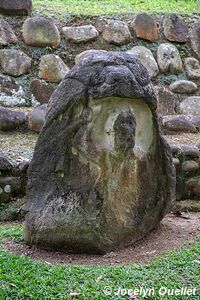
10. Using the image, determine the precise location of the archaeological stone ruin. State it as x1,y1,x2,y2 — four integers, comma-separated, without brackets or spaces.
24,52,175,253
0,7,200,238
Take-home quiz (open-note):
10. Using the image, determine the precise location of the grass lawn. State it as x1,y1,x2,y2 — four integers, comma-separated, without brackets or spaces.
32,0,200,16
0,223,199,299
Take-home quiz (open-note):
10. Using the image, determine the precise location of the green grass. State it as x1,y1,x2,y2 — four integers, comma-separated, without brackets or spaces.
0,223,23,241
0,223,199,299
32,0,200,16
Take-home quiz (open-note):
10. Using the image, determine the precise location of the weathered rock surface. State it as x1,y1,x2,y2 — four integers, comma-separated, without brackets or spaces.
182,160,199,172
163,116,196,133
157,43,183,73
28,104,48,133
75,50,107,64
180,145,199,158
184,57,200,80
24,52,175,254
0,18,17,45
0,74,19,96
173,157,180,166
163,13,188,42
155,86,176,115
0,177,22,203
0,107,27,131
0,74,26,107
131,13,158,41
0,49,31,77
30,79,54,104
127,46,159,78
102,20,131,45
22,17,60,48
0,0,32,16
94,18,107,33
191,116,200,130
179,96,200,116
63,25,99,43
169,80,197,94
38,54,70,83
189,23,200,59
186,176,200,198
0,151,12,171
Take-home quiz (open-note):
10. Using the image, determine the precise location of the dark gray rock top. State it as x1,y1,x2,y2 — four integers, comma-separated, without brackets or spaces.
47,51,157,124
0,151,12,171
0,0,32,16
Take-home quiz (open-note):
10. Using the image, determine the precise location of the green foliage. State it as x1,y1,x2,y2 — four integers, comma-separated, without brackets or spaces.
173,200,200,212
0,223,23,241
33,0,200,16
0,223,199,299
0,198,26,222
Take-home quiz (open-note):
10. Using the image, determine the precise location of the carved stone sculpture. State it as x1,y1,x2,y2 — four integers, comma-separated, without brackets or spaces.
24,52,175,253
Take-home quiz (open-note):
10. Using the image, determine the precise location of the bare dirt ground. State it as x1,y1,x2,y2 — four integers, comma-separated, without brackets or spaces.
2,212,200,266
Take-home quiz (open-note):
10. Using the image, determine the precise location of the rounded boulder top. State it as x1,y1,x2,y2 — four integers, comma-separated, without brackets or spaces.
0,0,32,16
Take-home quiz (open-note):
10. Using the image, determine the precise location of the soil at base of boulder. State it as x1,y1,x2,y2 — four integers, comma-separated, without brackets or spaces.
1,212,200,265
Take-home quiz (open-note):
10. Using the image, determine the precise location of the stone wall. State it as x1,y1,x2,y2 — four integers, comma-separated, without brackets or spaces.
172,144,200,200
0,13,199,107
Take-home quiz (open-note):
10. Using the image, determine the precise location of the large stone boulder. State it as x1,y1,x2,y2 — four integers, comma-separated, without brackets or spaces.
155,86,176,116
163,13,188,43
163,115,196,133
24,52,175,254
184,57,200,80
169,80,197,94
127,46,159,78
62,25,99,43
0,177,22,203
38,54,70,83
131,13,158,41
179,96,200,115
30,79,54,104
0,49,32,77
0,18,18,45
0,107,27,131
180,145,199,158
22,17,61,48
191,116,200,130
102,20,131,45
189,23,200,59
157,43,183,73
186,176,200,198
0,0,32,16
182,161,199,172
28,104,48,133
